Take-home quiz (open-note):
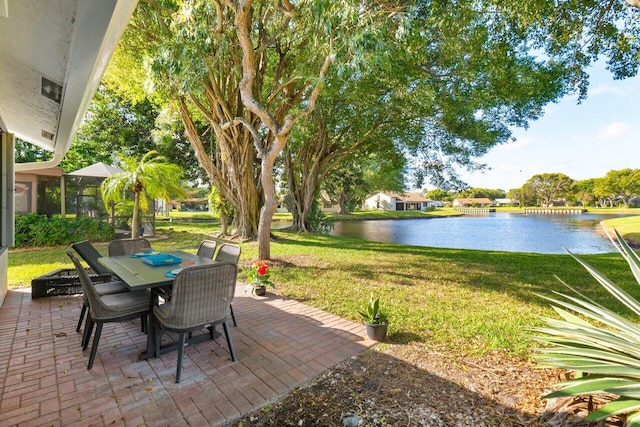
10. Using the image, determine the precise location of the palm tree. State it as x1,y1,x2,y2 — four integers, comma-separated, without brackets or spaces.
101,151,185,238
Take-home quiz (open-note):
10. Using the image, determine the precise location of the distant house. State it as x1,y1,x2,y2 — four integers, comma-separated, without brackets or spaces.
14,167,64,215
452,197,493,208
494,198,519,207
364,191,435,211
319,192,340,213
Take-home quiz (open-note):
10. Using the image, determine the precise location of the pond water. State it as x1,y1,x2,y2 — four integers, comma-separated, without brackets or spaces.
330,212,631,254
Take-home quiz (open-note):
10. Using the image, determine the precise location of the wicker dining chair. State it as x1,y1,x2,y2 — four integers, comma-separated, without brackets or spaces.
214,243,241,326
214,243,241,264
154,262,238,383
67,252,150,370
108,237,152,256
197,240,218,259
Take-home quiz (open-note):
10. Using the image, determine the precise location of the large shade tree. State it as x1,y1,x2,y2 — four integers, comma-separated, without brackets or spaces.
573,178,597,207
522,173,575,207
599,168,640,208
281,0,574,231
283,68,413,230
106,0,640,259
113,0,401,258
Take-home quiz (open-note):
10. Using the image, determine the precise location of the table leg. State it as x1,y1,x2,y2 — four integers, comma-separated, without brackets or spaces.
139,289,159,360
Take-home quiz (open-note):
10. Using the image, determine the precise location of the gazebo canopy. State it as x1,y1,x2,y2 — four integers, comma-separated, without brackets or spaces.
68,162,124,178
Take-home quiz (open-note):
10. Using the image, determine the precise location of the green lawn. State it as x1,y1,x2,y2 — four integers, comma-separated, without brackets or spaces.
9,217,639,359
602,214,640,244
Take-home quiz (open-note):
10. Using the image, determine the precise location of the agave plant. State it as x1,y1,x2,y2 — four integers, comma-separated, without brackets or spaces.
532,229,640,425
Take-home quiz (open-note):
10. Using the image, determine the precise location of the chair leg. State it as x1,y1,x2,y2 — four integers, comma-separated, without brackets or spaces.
142,314,147,335
222,321,237,362
82,316,94,350
230,305,237,327
87,323,103,370
176,333,186,383
76,304,87,332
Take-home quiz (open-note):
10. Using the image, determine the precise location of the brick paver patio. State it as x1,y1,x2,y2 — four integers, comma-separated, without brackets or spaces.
0,287,374,426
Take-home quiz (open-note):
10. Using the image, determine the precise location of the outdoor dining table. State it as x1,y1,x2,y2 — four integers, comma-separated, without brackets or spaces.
98,250,216,360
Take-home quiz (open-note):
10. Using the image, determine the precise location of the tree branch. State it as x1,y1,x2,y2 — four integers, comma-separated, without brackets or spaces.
221,118,264,158
236,0,334,141
237,0,281,132
279,0,298,18
188,94,216,123
280,52,334,136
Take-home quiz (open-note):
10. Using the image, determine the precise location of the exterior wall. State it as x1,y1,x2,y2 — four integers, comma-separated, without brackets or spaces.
15,168,63,214
364,193,396,211
14,173,37,214
1,132,14,307
0,248,6,307
320,201,340,213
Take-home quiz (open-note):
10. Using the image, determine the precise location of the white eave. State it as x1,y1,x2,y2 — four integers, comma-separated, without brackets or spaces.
0,0,138,171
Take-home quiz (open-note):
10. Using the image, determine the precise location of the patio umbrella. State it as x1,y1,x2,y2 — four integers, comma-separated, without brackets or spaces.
68,162,124,178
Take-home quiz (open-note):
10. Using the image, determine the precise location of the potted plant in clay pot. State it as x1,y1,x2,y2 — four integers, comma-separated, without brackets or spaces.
246,260,275,296
358,293,389,341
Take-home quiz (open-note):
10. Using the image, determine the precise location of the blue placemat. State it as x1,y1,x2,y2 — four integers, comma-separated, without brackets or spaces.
164,267,187,278
141,253,182,266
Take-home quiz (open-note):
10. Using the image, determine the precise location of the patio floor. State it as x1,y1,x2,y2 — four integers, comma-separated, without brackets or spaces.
0,286,374,426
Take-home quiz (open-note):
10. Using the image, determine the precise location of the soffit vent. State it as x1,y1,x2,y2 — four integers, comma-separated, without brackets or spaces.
41,77,63,104
41,130,55,140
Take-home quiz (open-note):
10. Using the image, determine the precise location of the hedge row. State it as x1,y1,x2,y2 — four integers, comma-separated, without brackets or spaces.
14,213,115,248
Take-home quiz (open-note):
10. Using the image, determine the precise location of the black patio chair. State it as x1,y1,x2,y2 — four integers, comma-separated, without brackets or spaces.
67,252,149,370
70,240,114,277
70,240,130,333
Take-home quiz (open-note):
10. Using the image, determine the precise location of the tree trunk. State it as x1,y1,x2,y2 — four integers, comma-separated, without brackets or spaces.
236,0,334,256
338,191,347,214
132,191,141,238
179,99,260,240
257,138,283,259
287,147,321,232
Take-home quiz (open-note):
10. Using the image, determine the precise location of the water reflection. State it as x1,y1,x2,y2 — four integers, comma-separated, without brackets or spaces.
330,213,630,254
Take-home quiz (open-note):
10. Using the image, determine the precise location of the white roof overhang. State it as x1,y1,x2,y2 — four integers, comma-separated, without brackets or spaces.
0,0,138,171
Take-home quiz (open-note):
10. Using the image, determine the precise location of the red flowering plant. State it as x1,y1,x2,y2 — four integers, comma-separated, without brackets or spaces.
246,260,275,294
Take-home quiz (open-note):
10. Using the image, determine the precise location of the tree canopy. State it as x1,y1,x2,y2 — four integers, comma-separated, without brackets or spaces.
100,0,640,258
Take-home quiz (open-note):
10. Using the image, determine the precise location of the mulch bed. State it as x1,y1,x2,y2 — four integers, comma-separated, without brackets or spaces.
233,342,612,427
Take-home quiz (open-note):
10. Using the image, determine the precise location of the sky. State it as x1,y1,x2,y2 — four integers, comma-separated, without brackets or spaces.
455,61,640,192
